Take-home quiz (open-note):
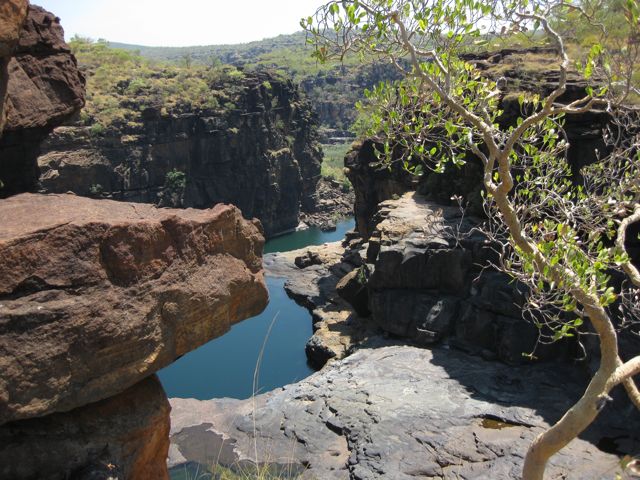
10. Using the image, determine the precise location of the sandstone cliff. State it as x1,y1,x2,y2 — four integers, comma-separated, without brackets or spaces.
0,6,270,478
0,4,85,196
37,71,322,237
1,376,171,480
0,193,267,424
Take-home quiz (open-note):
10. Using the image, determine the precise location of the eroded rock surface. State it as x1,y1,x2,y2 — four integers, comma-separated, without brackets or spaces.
0,375,170,480
264,241,378,369
169,345,637,479
0,193,268,424
0,4,85,195
360,192,567,364
0,0,28,133
0,1,28,57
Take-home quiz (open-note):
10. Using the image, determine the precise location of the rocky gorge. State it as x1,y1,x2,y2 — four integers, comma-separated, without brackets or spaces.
1,3,639,480
34,71,324,237
164,52,640,476
0,4,268,479
169,183,639,479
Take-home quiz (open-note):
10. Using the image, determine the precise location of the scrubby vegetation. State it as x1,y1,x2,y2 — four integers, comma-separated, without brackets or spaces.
320,142,352,183
70,37,247,131
108,33,403,132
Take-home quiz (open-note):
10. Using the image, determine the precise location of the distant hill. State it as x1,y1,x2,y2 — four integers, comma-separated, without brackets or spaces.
108,32,401,134
109,32,317,72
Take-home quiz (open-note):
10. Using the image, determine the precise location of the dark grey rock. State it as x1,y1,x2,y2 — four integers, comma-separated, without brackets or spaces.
336,267,370,317
36,72,321,238
295,250,323,269
169,346,638,480
353,193,573,364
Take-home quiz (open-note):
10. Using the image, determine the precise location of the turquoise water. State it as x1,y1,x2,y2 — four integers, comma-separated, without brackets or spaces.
159,218,355,400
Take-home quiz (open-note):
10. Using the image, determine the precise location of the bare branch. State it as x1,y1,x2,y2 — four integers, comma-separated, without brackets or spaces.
617,204,640,288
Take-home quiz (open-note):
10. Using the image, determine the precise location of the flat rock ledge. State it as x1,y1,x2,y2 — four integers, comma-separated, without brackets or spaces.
169,345,634,479
0,193,268,424
264,241,378,369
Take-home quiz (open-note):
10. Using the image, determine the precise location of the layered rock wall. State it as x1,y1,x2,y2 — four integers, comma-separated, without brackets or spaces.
37,73,322,237
356,193,570,364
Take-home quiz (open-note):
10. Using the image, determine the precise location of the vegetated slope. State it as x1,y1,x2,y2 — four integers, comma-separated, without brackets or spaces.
108,32,403,133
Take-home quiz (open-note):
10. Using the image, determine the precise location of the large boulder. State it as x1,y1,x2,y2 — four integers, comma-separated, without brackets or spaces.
0,193,268,424
0,4,85,196
168,345,637,479
344,192,567,364
0,375,170,480
0,0,28,133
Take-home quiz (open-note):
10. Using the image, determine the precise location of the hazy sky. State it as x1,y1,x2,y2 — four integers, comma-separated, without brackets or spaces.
34,0,327,47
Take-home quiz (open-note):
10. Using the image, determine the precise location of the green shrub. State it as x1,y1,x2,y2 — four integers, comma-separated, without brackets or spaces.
89,123,105,136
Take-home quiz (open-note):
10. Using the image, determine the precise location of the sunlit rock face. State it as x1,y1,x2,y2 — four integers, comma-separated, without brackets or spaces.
0,193,267,424
0,376,171,480
0,4,85,196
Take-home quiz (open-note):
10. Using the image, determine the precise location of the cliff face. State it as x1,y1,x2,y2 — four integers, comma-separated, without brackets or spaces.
37,72,322,237
0,4,85,196
299,62,403,131
357,193,573,364
0,194,268,479
0,0,29,133
0,6,270,478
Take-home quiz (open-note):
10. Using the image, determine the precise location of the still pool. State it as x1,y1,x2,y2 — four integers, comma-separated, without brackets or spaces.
158,218,355,400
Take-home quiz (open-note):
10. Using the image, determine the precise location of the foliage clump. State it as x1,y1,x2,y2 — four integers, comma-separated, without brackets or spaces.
69,37,246,131
157,169,187,208
304,0,640,478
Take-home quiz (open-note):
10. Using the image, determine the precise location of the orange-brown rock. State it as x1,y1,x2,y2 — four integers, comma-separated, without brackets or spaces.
0,0,28,133
0,193,268,425
0,0,28,57
0,375,170,480
5,5,85,131
0,4,85,195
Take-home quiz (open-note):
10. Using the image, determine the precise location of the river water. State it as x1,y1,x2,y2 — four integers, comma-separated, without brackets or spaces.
158,218,355,400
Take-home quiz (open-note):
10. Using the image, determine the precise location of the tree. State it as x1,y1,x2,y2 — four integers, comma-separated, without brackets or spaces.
157,168,187,208
303,0,640,478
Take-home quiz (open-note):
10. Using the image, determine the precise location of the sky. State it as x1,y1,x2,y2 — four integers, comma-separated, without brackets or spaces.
34,0,327,47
